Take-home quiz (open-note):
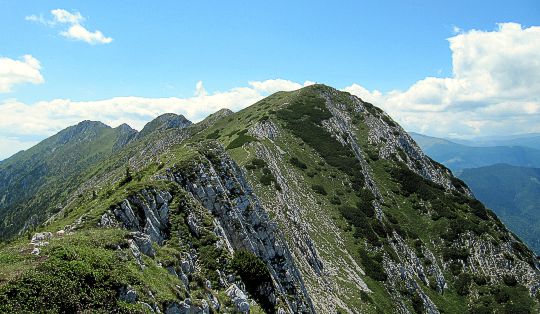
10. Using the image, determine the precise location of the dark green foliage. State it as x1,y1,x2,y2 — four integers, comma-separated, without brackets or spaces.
231,250,271,284
494,287,511,303
502,275,517,286
311,184,327,195
366,149,380,161
205,129,221,139
359,290,373,303
329,195,342,205
450,176,468,192
339,205,382,246
390,162,444,201
359,249,387,281
251,158,267,168
119,166,133,186
260,173,276,186
397,149,407,162
0,245,126,313
442,247,469,261
468,199,489,220
275,92,364,190
430,199,458,220
246,158,267,170
289,157,307,170
230,250,274,312
511,241,531,258
455,273,472,295
474,275,488,286
226,130,256,149
449,262,462,275
476,284,536,313
381,114,397,128
244,158,279,190
411,292,423,313
356,188,376,218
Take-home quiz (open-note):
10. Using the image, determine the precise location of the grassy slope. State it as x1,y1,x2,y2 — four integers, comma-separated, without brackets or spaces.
0,122,135,240
192,85,539,313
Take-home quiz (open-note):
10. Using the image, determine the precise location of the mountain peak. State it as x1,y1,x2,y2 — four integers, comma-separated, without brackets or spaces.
55,120,110,145
137,113,192,138
115,123,136,133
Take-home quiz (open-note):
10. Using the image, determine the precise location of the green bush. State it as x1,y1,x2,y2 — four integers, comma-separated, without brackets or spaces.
442,247,469,261
411,292,423,313
502,275,517,287
359,249,387,281
0,246,125,313
205,129,221,139
390,163,444,200
251,158,267,168
289,157,307,170
468,199,489,220
230,250,273,311
455,273,472,295
226,130,256,149
311,184,327,195
356,188,375,218
329,196,342,205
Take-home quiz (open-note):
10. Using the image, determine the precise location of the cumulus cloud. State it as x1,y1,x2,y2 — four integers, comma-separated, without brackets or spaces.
248,79,315,94
0,55,44,93
60,24,113,45
343,23,540,138
0,79,300,159
3,23,539,158
194,81,207,97
26,9,112,45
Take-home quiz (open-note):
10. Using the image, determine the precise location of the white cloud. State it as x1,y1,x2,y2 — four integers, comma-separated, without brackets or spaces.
26,9,112,45
0,79,301,158
343,23,540,138
51,9,83,24
60,24,113,45
248,79,315,94
0,55,44,93
4,23,540,157
194,81,207,97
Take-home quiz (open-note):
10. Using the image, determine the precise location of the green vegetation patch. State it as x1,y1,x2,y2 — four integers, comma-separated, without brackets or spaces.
226,129,256,150
275,91,365,190
231,249,274,312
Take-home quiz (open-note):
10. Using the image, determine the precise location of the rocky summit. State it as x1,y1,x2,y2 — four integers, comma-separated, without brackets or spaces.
0,85,539,313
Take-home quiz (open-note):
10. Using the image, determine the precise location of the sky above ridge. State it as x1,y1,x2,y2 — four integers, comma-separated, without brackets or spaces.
1,0,540,160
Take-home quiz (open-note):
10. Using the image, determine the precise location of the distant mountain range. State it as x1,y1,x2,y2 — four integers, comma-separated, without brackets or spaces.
449,133,540,150
411,132,540,171
458,164,540,254
412,132,540,255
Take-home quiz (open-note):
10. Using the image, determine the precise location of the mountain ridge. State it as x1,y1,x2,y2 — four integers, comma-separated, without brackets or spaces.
0,84,538,313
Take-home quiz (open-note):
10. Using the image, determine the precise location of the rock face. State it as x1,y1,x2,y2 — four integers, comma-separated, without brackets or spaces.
111,189,172,245
167,143,314,313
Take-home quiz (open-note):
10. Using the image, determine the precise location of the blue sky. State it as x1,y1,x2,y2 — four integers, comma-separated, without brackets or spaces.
1,0,540,159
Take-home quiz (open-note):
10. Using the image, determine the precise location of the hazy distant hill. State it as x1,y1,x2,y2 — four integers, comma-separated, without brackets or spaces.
458,164,540,255
410,132,540,170
450,133,540,150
